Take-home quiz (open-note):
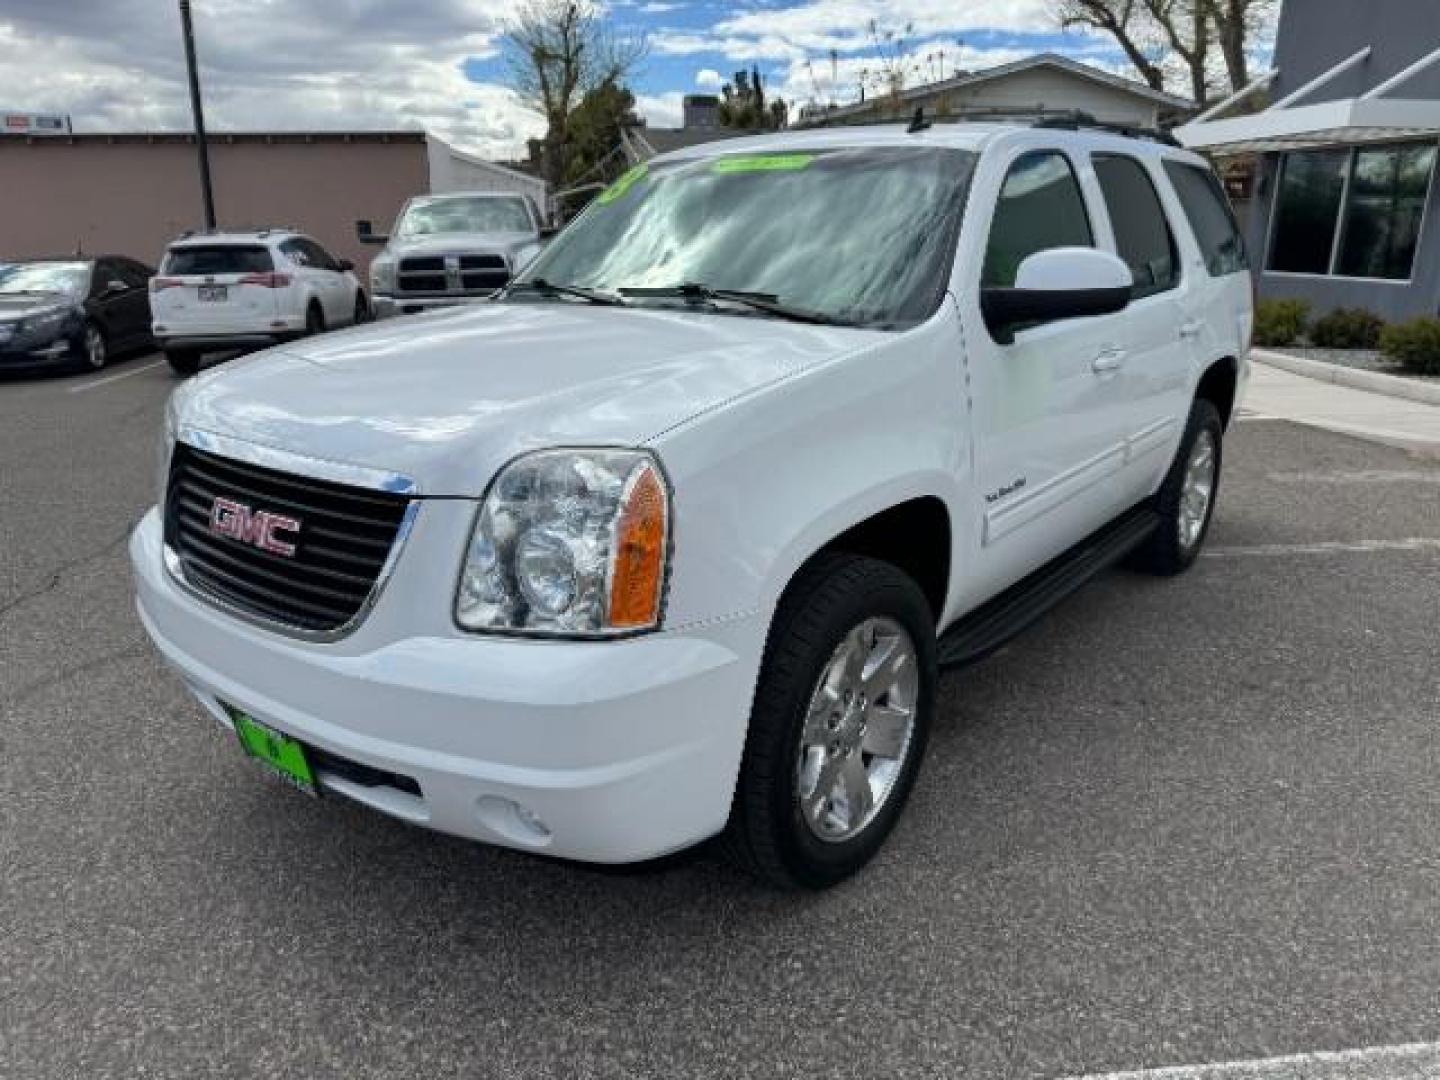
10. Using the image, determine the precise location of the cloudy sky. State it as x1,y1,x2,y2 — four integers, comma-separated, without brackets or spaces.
3,0,1186,161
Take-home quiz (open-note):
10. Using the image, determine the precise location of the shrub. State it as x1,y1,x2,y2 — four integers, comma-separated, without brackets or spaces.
1253,298,1310,347
1379,317,1440,375
1310,307,1385,349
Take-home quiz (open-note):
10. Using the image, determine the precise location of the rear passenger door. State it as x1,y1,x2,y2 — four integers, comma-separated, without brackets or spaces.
1089,152,1193,506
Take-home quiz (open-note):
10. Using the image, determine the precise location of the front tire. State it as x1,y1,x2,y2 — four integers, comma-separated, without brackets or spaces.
79,322,107,371
1129,398,1223,575
722,554,937,889
165,349,201,377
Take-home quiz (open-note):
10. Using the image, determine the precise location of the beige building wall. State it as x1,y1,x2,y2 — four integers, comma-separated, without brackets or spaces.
0,133,429,272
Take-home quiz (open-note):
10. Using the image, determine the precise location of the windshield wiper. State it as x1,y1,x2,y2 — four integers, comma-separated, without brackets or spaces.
618,283,858,327
506,278,627,307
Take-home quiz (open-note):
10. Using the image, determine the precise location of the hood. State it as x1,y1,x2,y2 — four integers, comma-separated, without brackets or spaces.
385,232,537,259
177,301,875,496
0,292,71,319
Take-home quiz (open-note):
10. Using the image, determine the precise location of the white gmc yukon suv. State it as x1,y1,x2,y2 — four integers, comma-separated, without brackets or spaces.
131,119,1252,889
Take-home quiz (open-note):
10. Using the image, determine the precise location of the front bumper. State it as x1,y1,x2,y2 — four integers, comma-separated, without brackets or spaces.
372,293,494,319
129,508,763,863
0,334,74,370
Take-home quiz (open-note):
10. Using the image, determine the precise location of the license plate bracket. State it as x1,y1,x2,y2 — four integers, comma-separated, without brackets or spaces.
225,704,318,796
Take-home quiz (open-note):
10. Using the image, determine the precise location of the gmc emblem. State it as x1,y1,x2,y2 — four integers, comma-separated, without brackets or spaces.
209,497,301,557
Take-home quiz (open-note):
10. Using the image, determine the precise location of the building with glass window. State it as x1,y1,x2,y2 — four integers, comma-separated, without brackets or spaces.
1177,0,1440,320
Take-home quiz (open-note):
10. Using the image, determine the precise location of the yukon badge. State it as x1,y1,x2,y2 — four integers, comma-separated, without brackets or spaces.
209,497,301,557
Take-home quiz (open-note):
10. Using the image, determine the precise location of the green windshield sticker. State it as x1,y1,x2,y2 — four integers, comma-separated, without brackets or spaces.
711,154,815,175
597,164,649,205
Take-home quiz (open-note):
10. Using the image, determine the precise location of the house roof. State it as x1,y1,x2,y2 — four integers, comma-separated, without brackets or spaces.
626,125,750,158
794,53,1194,128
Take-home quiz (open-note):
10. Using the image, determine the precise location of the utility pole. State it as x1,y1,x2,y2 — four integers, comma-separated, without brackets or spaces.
179,0,216,230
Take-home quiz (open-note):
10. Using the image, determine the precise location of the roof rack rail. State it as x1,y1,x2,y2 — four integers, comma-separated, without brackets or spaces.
1031,110,1181,146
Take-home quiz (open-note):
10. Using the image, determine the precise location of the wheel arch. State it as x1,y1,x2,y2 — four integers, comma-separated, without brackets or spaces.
778,495,953,625
1195,355,1239,429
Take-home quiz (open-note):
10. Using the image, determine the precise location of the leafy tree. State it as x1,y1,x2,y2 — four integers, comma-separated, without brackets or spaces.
503,0,647,187
718,67,789,131
563,78,640,189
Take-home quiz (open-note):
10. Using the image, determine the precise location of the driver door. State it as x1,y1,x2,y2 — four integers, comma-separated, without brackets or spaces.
963,148,1134,596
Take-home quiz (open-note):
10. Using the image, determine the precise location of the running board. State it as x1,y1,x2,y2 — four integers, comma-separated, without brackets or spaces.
937,506,1160,670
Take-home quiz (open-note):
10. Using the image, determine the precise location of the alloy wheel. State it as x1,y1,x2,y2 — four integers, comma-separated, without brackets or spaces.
795,616,919,843
1178,428,1216,550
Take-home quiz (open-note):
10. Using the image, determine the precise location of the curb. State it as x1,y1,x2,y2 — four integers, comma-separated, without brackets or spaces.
1251,348,1440,407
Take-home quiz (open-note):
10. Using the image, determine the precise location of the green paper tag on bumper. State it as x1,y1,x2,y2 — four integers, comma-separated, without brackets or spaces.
228,706,317,795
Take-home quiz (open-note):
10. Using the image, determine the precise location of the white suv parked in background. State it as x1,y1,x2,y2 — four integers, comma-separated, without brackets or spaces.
132,118,1252,889
151,230,367,376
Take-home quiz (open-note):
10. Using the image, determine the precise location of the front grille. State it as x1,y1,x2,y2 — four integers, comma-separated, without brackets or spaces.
164,442,412,635
396,253,509,295
460,254,510,293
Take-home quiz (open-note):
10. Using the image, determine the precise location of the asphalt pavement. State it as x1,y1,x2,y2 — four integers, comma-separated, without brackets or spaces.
3,353,1440,1079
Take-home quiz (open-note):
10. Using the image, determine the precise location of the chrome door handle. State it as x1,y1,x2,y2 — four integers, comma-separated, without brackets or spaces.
1092,347,1126,373
1179,320,1204,340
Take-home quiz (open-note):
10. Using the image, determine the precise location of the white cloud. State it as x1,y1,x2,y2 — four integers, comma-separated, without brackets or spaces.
0,1,545,159
695,68,724,89
634,91,685,128
638,1,683,11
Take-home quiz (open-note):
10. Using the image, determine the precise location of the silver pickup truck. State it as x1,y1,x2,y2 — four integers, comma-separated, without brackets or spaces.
358,192,548,319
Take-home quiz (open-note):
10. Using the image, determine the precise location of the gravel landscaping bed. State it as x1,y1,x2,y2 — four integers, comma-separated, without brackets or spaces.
1270,345,1440,383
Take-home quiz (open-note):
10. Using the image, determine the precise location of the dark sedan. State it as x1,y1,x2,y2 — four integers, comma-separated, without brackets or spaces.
0,256,155,373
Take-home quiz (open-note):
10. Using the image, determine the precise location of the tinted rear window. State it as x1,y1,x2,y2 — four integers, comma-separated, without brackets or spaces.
1093,154,1179,298
164,246,273,275
1164,160,1249,276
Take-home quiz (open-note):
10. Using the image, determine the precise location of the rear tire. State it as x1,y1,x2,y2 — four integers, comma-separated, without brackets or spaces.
721,554,937,890
1128,398,1223,575
165,349,201,377
353,292,369,325
305,303,325,336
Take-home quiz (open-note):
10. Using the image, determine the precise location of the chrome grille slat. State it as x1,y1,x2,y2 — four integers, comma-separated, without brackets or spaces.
164,442,412,635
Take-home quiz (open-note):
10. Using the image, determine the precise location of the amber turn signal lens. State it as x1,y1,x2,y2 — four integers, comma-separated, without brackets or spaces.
608,462,669,629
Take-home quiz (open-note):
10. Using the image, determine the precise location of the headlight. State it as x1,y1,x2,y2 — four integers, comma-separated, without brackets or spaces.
17,306,69,337
158,391,182,502
456,449,671,637
370,256,396,294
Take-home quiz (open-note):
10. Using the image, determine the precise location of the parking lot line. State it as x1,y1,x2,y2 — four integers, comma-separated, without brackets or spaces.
68,358,164,393
1057,1040,1440,1080
1204,538,1440,558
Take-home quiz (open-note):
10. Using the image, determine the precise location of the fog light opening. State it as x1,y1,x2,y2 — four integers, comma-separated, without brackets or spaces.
475,794,553,846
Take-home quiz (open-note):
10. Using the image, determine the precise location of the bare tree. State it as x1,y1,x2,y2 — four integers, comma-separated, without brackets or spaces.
1058,0,1167,93
504,0,647,187
1057,0,1273,106
1203,0,1275,91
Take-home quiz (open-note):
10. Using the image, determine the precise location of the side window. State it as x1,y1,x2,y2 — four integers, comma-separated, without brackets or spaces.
302,239,337,271
983,150,1093,287
280,240,310,268
117,260,150,289
1093,154,1179,298
1163,160,1249,277
90,259,117,297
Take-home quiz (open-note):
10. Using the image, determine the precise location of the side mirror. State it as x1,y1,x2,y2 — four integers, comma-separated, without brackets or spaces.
981,248,1132,344
335,258,355,272
355,219,389,245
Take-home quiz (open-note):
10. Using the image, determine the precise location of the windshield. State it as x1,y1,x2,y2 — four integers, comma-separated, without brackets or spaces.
398,196,533,237
518,146,975,329
0,261,89,296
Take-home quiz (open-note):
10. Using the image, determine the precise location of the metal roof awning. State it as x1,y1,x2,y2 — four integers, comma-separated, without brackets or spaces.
1175,42,1440,155
1177,97,1440,154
